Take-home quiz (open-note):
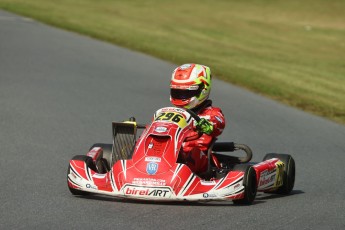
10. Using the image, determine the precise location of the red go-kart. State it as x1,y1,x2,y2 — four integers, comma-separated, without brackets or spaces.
67,107,295,204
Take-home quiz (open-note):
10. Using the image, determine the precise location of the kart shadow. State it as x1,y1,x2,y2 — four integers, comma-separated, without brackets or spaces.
74,194,267,206
73,190,304,206
255,190,304,201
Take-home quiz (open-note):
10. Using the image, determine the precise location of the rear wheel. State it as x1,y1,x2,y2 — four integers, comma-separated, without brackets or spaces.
232,165,257,205
263,153,295,194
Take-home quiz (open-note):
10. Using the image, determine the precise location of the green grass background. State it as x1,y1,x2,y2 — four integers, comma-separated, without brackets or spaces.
1,0,344,124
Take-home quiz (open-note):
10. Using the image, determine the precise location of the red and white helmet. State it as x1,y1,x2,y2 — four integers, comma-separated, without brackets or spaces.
170,64,212,109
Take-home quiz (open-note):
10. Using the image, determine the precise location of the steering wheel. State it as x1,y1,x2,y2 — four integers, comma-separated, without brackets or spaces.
185,108,201,123
184,108,203,142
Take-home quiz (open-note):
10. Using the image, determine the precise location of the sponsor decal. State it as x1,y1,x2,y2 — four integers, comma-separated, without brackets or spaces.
86,184,97,190
172,85,199,90
174,108,187,113
158,107,187,114
258,169,276,187
234,183,241,189
148,143,154,149
155,126,167,133
146,162,159,175
215,116,223,123
259,175,275,187
260,169,269,176
69,171,77,179
123,185,172,198
133,178,166,186
214,177,244,197
203,193,217,198
145,157,161,162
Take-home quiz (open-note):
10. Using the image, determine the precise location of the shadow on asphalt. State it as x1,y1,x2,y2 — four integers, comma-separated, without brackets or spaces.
69,189,304,206
255,189,304,201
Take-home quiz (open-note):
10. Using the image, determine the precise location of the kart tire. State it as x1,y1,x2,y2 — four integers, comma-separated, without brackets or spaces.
67,155,96,196
263,153,295,194
89,143,112,170
232,165,257,205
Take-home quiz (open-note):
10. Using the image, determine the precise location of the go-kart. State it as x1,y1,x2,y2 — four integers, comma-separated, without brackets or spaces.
67,106,295,204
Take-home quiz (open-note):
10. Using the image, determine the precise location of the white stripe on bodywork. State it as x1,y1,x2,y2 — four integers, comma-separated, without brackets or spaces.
70,163,83,180
170,164,184,183
177,174,196,197
214,176,227,190
110,169,117,192
86,166,94,183
121,160,127,180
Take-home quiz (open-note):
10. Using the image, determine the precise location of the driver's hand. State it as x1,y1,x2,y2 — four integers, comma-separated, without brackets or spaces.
196,118,213,135
183,134,212,152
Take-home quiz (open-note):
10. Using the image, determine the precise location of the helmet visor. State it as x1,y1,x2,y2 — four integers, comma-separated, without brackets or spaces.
170,84,204,100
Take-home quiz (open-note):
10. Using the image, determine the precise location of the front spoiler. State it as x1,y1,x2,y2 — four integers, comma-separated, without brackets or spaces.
67,165,246,202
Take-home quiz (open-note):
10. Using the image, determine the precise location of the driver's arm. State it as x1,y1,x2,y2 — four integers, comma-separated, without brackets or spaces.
198,107,225,137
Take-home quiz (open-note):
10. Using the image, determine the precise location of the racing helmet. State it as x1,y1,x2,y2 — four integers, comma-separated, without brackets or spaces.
170,63,212,109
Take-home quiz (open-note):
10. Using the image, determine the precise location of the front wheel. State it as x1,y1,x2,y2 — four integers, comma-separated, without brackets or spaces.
232,165,257,205
263,153,295,194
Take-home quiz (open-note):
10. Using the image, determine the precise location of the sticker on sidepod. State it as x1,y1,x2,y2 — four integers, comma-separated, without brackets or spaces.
258,169,276,188
146,162,159,175
145,157,161,162
155,126,167,133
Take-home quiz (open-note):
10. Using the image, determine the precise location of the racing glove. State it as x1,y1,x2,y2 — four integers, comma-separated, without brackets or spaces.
183,134,213,152
196,118,213,135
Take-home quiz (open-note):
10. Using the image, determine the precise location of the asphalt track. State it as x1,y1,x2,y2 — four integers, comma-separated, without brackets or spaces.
1,10,344,230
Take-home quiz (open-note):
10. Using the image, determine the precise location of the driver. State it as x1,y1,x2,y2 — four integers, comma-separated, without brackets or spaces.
170,63,226,174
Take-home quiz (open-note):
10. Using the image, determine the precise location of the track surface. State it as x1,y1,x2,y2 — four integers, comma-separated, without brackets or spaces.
1,10,344,229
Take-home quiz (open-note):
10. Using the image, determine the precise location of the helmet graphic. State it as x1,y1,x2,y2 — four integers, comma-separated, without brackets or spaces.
170,63,212,109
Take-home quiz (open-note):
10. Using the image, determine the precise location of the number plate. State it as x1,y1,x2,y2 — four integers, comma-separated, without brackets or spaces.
154,112,187,128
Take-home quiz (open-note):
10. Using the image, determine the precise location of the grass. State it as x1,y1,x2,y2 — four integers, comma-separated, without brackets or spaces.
0,0,344,124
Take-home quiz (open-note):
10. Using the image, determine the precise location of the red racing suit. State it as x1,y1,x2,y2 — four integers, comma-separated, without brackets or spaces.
180,102,226,174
